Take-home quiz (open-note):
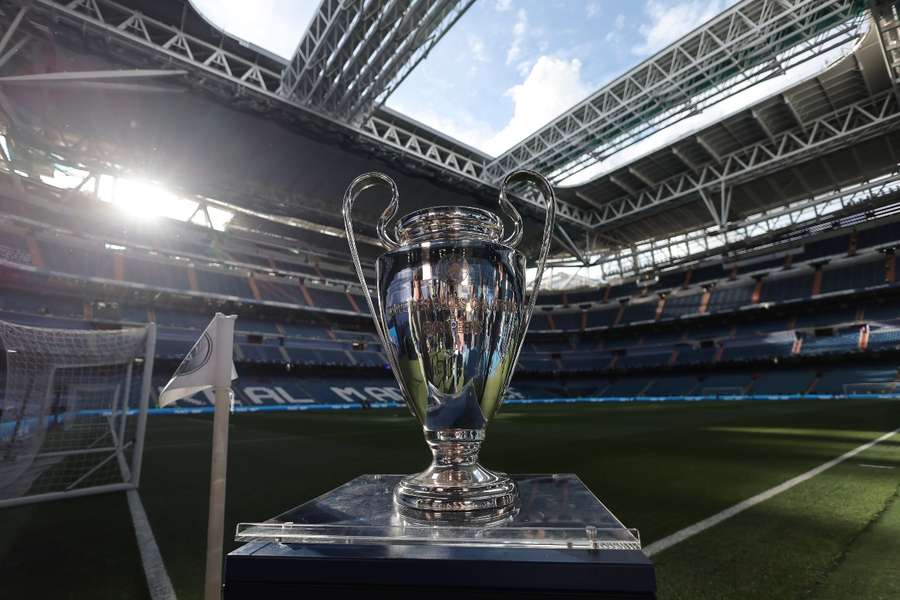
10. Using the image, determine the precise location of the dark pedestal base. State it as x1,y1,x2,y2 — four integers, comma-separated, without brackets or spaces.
225,474,656,599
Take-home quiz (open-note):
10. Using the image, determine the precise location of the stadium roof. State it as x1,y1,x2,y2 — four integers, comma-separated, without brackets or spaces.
0,0,898,277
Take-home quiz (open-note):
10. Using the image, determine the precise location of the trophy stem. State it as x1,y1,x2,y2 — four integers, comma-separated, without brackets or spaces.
393,429,518,514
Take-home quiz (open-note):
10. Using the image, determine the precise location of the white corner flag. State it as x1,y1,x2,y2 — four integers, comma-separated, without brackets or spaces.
159,313,237,407
160,313,237,600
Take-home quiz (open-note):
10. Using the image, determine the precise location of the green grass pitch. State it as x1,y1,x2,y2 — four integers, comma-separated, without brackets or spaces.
1,398,899,599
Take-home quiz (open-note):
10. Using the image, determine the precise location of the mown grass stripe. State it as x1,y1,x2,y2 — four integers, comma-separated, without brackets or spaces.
643,426,900,557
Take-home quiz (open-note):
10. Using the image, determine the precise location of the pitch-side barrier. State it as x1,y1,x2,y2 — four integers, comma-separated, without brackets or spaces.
5,393,898,429
88,392,900,417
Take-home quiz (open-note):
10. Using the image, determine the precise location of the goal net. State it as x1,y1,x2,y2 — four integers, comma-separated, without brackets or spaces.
0,321,156,507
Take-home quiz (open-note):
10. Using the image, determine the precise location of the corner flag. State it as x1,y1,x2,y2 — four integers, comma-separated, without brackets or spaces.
159,313,237,407
159,313,237,600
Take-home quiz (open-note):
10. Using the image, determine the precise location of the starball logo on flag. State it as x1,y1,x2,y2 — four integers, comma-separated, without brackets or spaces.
176,331,213,376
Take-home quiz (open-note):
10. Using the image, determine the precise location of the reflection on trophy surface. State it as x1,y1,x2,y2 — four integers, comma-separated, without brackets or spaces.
344,170,556,514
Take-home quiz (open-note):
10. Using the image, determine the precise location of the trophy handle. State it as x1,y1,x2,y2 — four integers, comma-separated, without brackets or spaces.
499,171,556,397
499,170,557,328
341,172,401,361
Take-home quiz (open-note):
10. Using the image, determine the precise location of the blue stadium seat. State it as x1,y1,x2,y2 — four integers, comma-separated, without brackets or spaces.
663,293,702,318
236,319,281,335
153,309,210,330
794,308,856,329
801,234,850,260
317,266,355,282
689,264,724,285
866,328,900,350
760,272,812,302
530,312,552,331
856,221,900,251
622,300,657,323
655,270,685,290
537,291,564,305
40,238,116,280
862,301,900,325
256,278,305,305
820,258,885,294
618,351,671,369
239,344,284,364
585,305,619,328
281,323,329,339
228,250,273,268
645,376,698,396
604,378,649,396
707,284,753,312
751,370,815,394
195,268,252,298
307,287,355,311
272,259,317,276
734,256,786,275
0,292,83,318
0,229,32,265
696,374,751,393
121,306,150,323
608,281,637,299
553,312,582,330
0,311,88,329
800,330,860,355
814,367,898,393
675,346,716,364
566,289,602,304
124,256,191,290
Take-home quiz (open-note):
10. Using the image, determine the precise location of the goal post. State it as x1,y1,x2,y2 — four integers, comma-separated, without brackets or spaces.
0,320,156,508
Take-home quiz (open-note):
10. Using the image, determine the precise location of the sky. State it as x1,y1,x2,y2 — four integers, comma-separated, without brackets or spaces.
191,1,740,153
190,0,853,186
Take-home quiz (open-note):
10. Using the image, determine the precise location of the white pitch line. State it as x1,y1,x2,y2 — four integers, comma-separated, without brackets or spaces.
643,426,900,557
127,489,177,600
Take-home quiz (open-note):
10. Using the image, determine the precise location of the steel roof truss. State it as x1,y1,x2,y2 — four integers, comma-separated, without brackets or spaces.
594,91,900,228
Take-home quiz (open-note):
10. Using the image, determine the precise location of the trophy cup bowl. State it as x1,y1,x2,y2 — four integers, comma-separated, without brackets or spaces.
343,170,556,515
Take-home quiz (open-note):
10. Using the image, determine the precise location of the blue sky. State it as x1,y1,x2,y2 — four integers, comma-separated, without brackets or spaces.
192,1,738,155
192,0,859,188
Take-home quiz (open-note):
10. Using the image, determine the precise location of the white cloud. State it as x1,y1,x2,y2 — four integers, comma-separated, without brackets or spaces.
392,56,593,156
388,99,497,153
485,56,592,155
633,0,725,56
192,0,317,59
586,2,601,18
469,36,488,63
506,9,528,65
495,0,512,11
605,14,626,44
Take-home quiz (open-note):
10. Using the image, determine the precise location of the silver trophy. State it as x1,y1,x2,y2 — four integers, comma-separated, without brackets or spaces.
343,171,556,514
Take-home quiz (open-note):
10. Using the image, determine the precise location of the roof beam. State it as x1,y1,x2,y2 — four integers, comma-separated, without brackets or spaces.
282,0,474,122
593,91,900,229
483,0,866,184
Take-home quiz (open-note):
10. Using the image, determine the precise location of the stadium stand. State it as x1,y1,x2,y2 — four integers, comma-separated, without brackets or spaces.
3,178,900,408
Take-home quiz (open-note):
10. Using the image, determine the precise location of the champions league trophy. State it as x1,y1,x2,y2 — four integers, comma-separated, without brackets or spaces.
228,171,653,597
343,170,556,514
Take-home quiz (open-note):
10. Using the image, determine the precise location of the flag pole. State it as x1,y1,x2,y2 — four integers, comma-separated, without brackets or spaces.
204,313,236,600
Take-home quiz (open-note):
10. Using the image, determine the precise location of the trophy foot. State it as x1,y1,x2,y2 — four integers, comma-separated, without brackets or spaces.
393,462,519,513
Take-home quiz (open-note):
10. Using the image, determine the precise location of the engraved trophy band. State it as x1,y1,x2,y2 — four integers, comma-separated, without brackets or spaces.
343,170,557,514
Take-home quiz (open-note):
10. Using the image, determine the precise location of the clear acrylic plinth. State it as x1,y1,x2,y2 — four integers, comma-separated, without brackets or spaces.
236,474,641,551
